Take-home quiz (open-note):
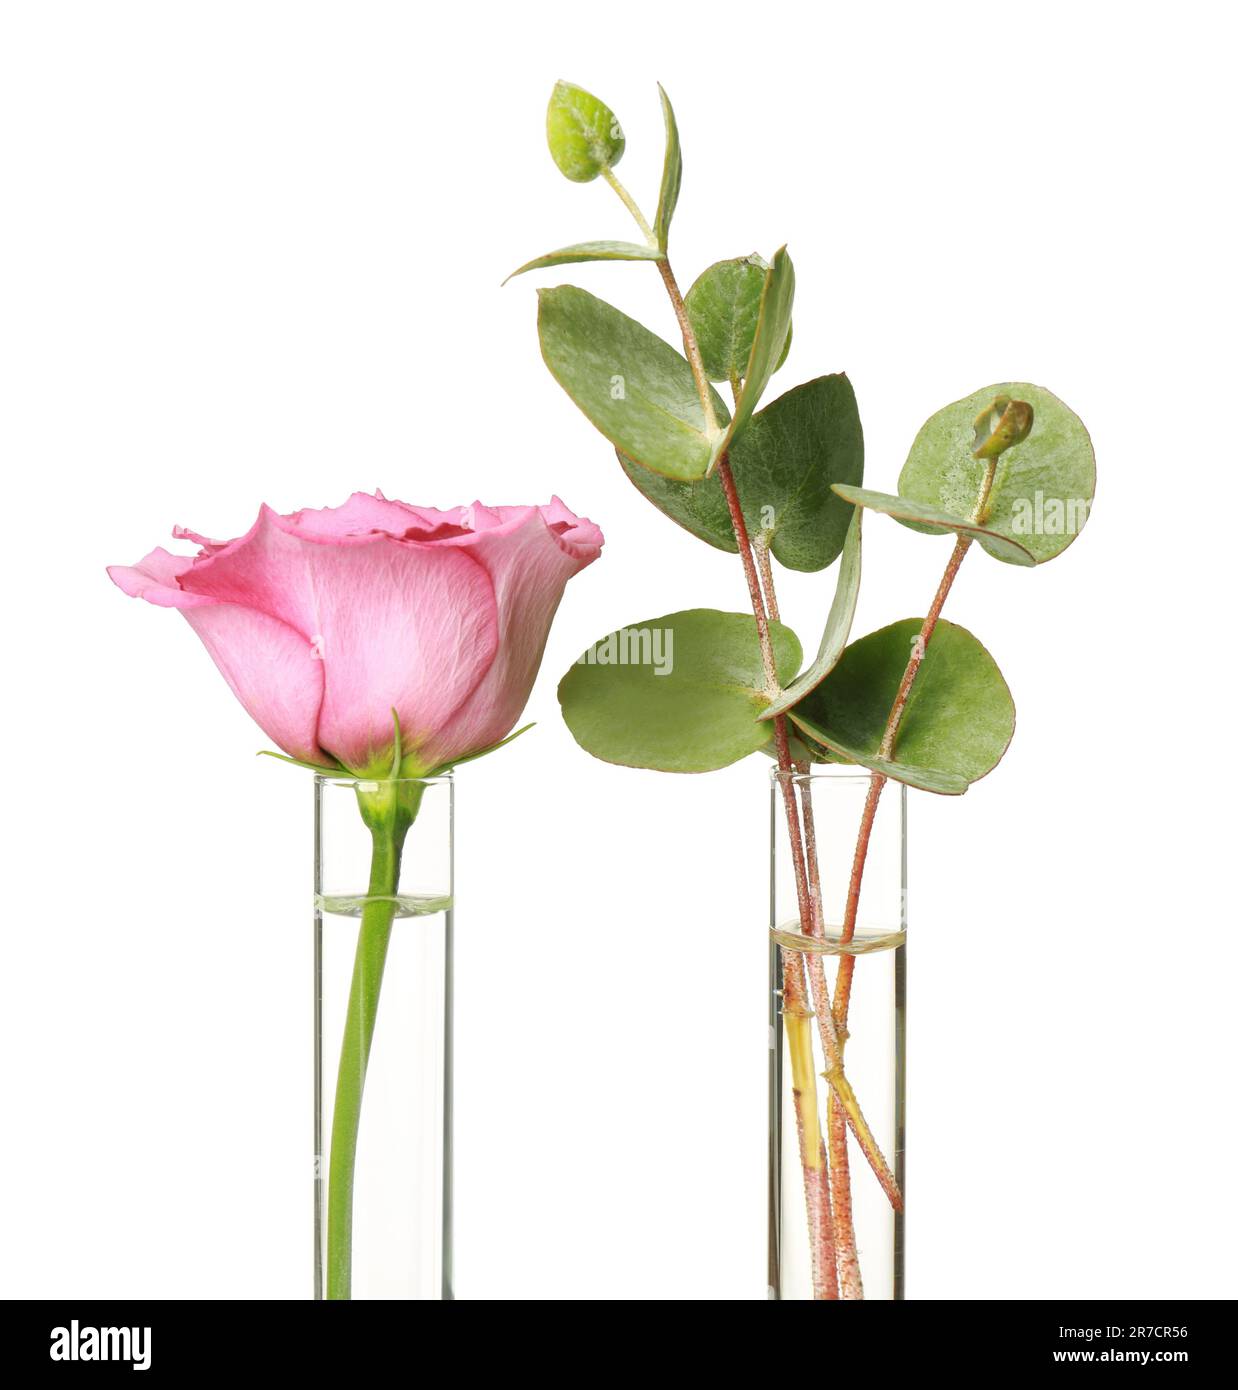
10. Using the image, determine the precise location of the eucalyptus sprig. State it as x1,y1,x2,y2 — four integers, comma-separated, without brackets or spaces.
508,79,1094,1301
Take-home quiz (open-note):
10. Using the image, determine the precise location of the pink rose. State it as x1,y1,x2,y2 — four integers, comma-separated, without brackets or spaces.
109,491,604,775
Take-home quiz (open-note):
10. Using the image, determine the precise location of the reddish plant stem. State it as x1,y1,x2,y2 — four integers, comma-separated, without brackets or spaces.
798,765,863,1299
716,457,835,1296
755,533,780,623
825,1095,856,1293
879,537,971,762
835,466,1001,1155
654,252,903,1278
717,460,779,690
785,1008,838,1301
823,526,980,1268
656,258,719,434
814,1135,840,1292
836,527,974,1027
822,468,1004,1262
832,771,889,1026
720,457,902,1213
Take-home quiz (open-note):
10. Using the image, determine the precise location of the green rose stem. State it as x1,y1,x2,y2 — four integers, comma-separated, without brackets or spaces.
326,779,421,1300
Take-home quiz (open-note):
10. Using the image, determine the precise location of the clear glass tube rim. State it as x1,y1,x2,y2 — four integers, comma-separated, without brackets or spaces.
313,771,455,791
767,765,879,788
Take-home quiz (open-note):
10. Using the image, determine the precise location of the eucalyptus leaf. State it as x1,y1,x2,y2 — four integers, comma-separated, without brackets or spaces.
761,509,862,720
558,609,802,773
685,255,792,385
832,485,1036,566
618,374,863,571
730,374,863,570
787,619,1015,794
779,716,970,794
653,83,681,254
616,446,738,553
505,240,661,284
546,80,625,183
715,246,795,456
898,383,1095,565
538,286,729,481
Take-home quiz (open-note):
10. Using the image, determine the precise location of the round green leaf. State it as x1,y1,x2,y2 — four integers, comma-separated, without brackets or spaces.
558,609,802,773
729,374,863,570
618,374,863,571
898,383,1094,565
832,485,1036,566
546,81,625,183
685,255,792,384
616,446,739,554
787,619,1015,793
537,286,729,481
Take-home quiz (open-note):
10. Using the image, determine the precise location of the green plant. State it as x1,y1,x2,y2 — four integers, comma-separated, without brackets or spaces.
508,79,1095,1300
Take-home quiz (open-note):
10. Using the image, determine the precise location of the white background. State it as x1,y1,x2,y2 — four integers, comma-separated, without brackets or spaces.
2,1,1235,1300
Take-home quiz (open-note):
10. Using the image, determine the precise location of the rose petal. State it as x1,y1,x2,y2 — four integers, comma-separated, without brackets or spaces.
312,542,500,771
283,491,426,541
107,548,212,609
109,549,329,764
178,507,500,771
184,603,329,766
110,493,601,775
418,503,602,767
